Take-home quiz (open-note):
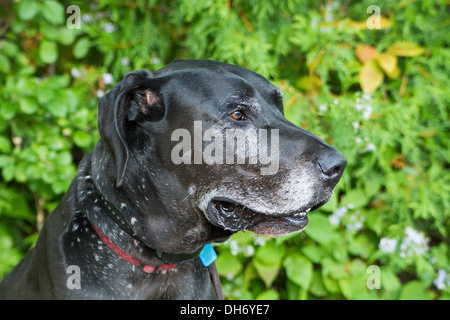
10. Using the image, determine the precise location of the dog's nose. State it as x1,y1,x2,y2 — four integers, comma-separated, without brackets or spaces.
317,150,346,183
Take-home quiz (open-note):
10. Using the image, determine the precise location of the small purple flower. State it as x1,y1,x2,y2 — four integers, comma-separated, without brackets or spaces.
121,57,130,66
71,67,81,78
433,269,449,290
96,89,104,98
379,238,397,253
366,143,377,151
103,73,113,85
104,22,116,33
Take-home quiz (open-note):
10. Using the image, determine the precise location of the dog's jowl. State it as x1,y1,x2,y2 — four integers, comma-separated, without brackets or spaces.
0,59,345,299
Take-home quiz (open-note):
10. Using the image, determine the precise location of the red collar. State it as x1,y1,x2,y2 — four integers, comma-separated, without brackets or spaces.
91,223,178,273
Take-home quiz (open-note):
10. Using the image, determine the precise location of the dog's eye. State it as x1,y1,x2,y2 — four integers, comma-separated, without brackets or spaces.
229,110,246,121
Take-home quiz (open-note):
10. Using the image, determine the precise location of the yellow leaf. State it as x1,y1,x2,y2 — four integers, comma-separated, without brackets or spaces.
419,131,436,138
356,44,378,63
295,75,321,91
386,64,400,79
346,20,367,31
378,16,393,29
387,41,425,57
360,60,384,92
347,16,392,30
376,53,398,75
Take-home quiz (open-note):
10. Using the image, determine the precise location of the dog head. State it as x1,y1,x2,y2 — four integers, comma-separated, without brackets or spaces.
94,59,346,253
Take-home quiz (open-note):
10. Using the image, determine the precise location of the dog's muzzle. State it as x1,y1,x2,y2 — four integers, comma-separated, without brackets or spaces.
207,198,316,234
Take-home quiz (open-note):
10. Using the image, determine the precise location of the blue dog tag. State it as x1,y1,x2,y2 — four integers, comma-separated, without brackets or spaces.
199,244,217,267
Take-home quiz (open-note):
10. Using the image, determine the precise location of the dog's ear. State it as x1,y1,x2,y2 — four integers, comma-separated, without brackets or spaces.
97,70,164,188
126,87,165,123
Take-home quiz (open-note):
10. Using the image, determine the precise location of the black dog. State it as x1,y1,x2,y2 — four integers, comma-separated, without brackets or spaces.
0,59,345,299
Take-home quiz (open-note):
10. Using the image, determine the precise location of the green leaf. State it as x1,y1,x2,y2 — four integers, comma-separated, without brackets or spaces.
256,290,279,300
52,179,73,195
39,41,58,64
46,91,70,118
304,213,335,244
363,173,383,198
253,242,284,287
320,191,338,212
301,245,326,263
19,97,38,114
365,210,384,235
37,86,56,104
16,0,38,20
14,162,28,183
0,137,12,153
339,273,371,300
215,251,243,278
1,42,19,57
47,102,68,118
283,253,313,289
253,259,280,288
255,242,285,265
42,170,56,183
322,257,347,279
338,278,353,299
322,275,340,294
57,28,76,45
341,189,369,208
0,102,16,120
73,131,92,148
381,270,401,295
430,244,449,269
347,236,374,259
274,232,300,245
0,155,15,182
0,189,33,220
309,271,328,297
55,152,72,166
399,281,433,300
331,241,348,262
73,37,91,59
45,75,70,88
40,0,65,24
39,22,59,41
0,54,11,73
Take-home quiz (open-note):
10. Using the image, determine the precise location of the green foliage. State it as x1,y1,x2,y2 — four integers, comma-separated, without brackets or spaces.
0,0,448,299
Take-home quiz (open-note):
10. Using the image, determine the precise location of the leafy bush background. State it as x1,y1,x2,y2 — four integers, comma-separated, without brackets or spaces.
0,0,448,300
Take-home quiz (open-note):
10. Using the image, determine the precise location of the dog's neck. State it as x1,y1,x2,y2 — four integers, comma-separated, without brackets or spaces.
77,169,165,270
75,151,205,271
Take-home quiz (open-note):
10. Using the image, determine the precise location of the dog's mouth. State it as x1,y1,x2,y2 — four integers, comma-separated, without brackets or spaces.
206,198,323,236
